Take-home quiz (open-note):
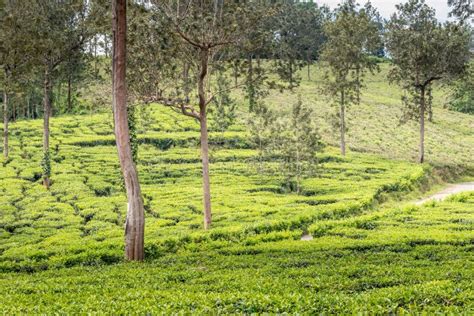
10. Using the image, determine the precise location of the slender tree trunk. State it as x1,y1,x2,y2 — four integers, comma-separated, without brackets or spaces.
307,59,311,81
26,94,30,119
427,85,433,122
419,87,425,163
198,48,212,230
199,112,212,229
113,0,145,261
23,95,26,118
3,90,8,159
289,61,293,89
247,55,254,112
356,66,361,104
233,61,238,86
94,36,98,78
43,68,52,188
12,99,16,122
340,90,346,156
67,75,72,112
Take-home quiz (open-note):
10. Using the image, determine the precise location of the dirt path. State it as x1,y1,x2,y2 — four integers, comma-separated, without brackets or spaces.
301,182,474,240
415,182,474,205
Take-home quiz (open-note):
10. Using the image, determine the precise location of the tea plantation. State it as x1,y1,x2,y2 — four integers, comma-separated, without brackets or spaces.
1,65,473,313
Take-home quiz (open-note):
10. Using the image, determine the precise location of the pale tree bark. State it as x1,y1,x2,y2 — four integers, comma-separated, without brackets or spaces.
3,90,8,159
247,55,254,112
43,67,52,188
67,74,72,112
427,85,433,122
26,94,30,119
198,48,212,230
340,90,346,156
12,99,16,122
419,86,426,163
307,57,311,81
113,0,145,261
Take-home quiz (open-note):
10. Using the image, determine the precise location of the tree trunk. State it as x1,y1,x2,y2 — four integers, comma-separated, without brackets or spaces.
233,61,238,86
198,48,212,230
3,90,8,159
307,60,311,80
26,94,30,119
199,112,212,230
289,61,293,89
67,75,72,112
247,55,254,112
23,95,27,118
356,66,361,104
93,36,98,79
113,0,145,261
12,99,16,122
427,85,433,122
340,90,346,156
419,87,425,163
43,68,52,188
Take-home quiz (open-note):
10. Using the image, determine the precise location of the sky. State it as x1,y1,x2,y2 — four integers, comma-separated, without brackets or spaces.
318,0,451,21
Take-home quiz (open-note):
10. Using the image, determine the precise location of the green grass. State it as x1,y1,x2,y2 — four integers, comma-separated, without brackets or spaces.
1,62,473,313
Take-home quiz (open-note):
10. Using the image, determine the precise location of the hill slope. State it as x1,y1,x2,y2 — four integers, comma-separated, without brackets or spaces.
1,64,473,313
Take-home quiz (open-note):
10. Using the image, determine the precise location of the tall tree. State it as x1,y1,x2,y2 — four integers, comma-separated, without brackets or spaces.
113,0,145,261
386,0,471,163
320,0,381,156
275,2,327,83
129,0,268,229
0,1,32,159
27,0,92,188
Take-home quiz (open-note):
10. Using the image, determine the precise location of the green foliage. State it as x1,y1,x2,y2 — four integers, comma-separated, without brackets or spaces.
448,0,474,22
449,62,474,114
320,0,381,106
246,102,275,170
272,98,324,193
209,71,236,133
386,0,471,119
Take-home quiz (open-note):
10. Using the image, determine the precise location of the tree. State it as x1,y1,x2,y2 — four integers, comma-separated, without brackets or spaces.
247,99,323,194
0,1,33,159
273,98,323,194
128,0,268,229
320,0,381,156
25,0,94,188
448,0,473,22
449,62,474,114
209,69,237,133
112,0,145,261
386,0,471,163
247,103,275,172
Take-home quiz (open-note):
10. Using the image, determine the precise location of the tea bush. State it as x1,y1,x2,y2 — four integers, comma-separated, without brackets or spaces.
1,64,473,312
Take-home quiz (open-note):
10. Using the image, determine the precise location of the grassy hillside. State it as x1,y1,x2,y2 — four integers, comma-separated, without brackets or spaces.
1,62,473,313
251,63,474,168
